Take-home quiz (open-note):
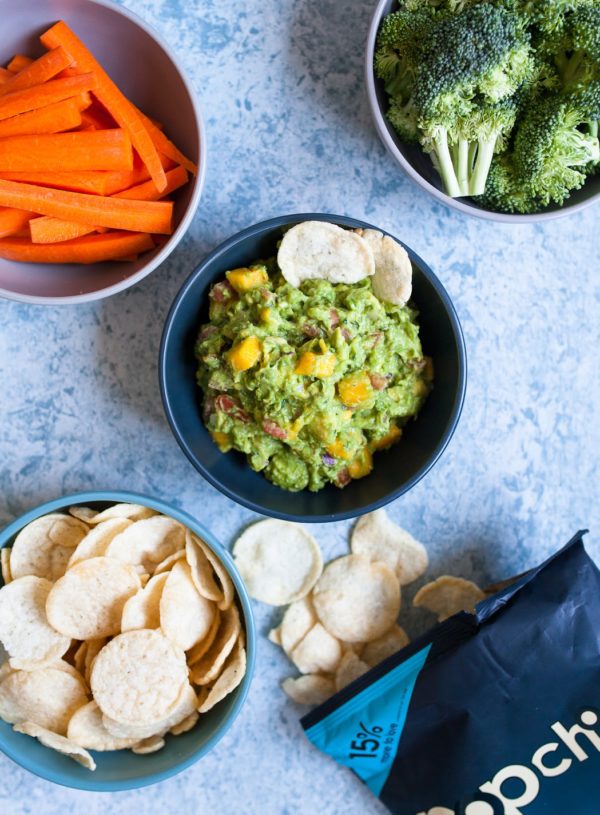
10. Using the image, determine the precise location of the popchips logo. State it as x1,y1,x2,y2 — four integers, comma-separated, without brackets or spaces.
418,709,600,815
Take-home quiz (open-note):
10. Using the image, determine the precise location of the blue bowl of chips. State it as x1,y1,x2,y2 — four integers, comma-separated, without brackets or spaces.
0,490,255,791
160,214,467,522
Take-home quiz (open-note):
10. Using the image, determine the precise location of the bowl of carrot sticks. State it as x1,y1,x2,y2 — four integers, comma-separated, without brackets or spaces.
0,0,205,304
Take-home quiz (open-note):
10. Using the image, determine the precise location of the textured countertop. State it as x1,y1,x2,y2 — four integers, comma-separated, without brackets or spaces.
0,0,599,813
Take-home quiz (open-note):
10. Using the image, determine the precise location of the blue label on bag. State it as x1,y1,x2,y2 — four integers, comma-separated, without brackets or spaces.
305,644,431,796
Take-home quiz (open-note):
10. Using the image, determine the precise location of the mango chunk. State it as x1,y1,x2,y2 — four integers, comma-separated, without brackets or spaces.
326,439,353,461
226,266,268,293
295,351,337,378
337,371,373,407
210,430,232,452
348,448,373,479
372,424,402,451
259,307,271,323
227,336,262,371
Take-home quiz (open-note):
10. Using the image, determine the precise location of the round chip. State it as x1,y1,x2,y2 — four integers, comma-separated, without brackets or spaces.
90,629,188,726
68,506,98,523
187,609,220,666
132,735,165,755
280,596,317,654
152,548,185,575
277,221,375,288
75,503,158,526
73,641,87,675
0,576,70,666
67,701,138,751
233,520,322,606
121,572,168,633
189,604,241,686
0,666,88,734
160,560,216,651
358,228,412,306
193,535,234,611
267,624,282,646
335,650,370,692
351,509,428,585
46,557,141,640
290,623,342,675
361,624,410,667
413,576,486,621
10,514,89,581
102,682,197,740
198,641,246,713
185,531,222,602
170,710,199,736
282,674,335,706
14,721,96,770
67,518,132,568
312,554,401,642
83,638,108,685
105,516,185,575
1,547,12,584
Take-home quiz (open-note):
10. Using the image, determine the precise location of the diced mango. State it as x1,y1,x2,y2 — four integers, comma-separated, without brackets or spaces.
337,371,373,407
226,266,268,293
294,351,337,378
259,307,271,323
326,439,353,461
372,424,402,451
423,356,434,381
227,336,262,371
348,448,373,479
210,430,232,452
413,379,429,397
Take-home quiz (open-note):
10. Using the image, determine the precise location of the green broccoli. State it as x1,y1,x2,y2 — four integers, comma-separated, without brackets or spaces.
413,4,533,195
554,6,600,87
477,154,540,213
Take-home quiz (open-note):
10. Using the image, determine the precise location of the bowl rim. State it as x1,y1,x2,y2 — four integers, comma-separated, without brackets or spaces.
364,0,600,224
159,212,468,523
0,0,207,306
0,489,256,792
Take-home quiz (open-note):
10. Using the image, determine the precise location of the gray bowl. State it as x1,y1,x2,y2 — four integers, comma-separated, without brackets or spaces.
0,0,206,304
365,0,600,223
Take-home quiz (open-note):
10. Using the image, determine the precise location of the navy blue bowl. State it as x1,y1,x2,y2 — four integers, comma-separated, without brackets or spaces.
159,214,466,522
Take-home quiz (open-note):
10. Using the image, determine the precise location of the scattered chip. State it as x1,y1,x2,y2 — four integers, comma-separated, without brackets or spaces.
312,554,400,642
46,557,141,640
105,516,185,575
357,229,412,306
1,548,12,584
413,576,486,621
198,640,246,713
0,576,70,665
280,596,317,654
160,560,216,651
282,674,335,706
267,625,282,646
14,721,96,770
233,520,323,606
189,604,241,686
67,519,132,568
351,509,428,585
0,666,88,734
132,735,165,755
290,623,342,675
91,629,188,726
335,650,370,692
361,624,410,667
67,701,138,751
278,221,375,288
10,514,89,582
74,503,158,526
121,572,168,633
185,531,223,602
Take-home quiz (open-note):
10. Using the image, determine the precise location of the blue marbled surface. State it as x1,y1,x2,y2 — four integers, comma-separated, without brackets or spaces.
0,0,599,812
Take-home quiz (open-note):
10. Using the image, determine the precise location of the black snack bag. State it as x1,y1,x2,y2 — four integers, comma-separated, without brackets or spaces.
303,532,600,815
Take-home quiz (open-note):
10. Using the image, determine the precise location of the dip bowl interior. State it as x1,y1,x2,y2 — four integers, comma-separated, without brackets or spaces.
160,214,467,522
0,490,255,791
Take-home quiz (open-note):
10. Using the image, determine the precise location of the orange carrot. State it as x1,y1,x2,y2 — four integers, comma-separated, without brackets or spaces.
116,165,188,201
0,231,154,263
137,109,198,176
42,22,167,191
0,74,97,121
0,47,74,98
0,97,83,138
79,103,116,131
0,67,12,83
6,55,33,74
0,130,133,173
0,170,112,195
0,179,173,234
0,206,36,238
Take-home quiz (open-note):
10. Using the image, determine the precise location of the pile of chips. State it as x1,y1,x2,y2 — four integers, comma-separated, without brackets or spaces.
0,503,247,770
233,510,485,707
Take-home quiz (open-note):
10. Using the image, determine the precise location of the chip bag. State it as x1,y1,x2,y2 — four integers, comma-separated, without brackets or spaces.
303,532,600,815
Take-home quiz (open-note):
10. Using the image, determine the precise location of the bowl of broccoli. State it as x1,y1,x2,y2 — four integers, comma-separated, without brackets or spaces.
365,0,600,220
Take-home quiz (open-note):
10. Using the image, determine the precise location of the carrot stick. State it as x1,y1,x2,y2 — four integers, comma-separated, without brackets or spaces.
0,231,154,263
0,67,12,84
41,22,167,192
79,103,115,130
0,170,111,195
0,74,97,121
0,97,82,138
137,109,198,176
0,47,74,98
0,179,173,234
0,130,133,173
0,207,36,238
6,55,33,74
30,165,189,243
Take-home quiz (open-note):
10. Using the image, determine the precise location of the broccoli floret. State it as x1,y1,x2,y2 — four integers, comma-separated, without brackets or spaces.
512,90,600,206
399,0,476,12
414,4,533,195
477,154,540,213
555,6,600,87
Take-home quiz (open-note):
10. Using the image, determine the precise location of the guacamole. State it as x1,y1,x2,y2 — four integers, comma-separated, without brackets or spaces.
195,258,432,492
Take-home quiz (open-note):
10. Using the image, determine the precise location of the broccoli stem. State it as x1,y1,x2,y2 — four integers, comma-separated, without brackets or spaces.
560,50,585,86
589,121,599,140
432,129,462,197
455,140,471,195
469,137,497,196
